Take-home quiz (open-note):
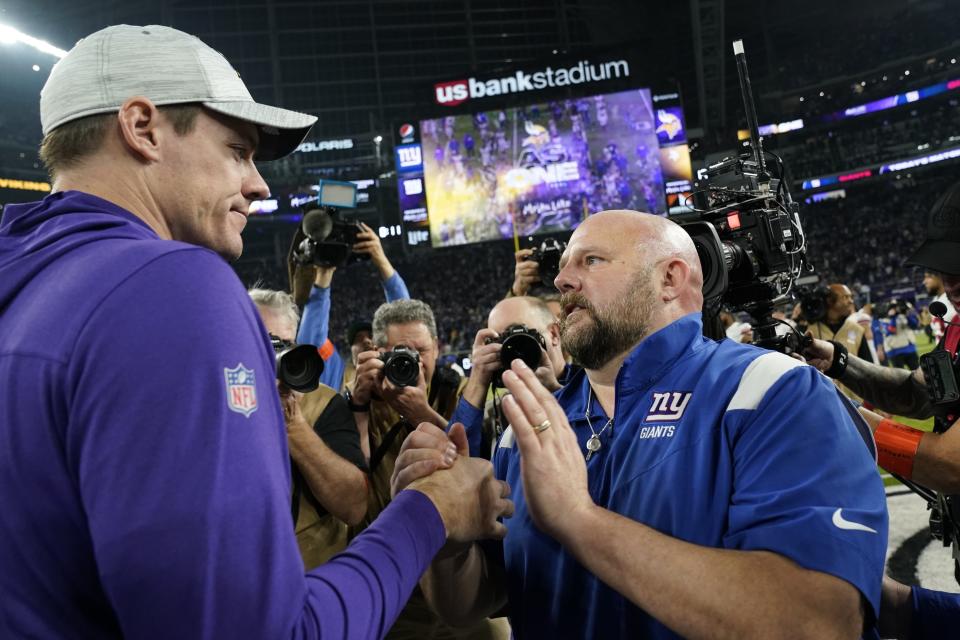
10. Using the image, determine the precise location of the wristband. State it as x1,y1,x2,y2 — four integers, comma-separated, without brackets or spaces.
875,419,924,479
825,341,849,379
344,390,370,413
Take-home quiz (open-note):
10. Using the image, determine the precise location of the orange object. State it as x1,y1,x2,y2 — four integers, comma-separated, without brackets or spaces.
875,419,924,479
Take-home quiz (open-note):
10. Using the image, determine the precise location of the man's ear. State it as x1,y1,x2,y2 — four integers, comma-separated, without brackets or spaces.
548,321,561,346
116,96,164,163
661,259,692,302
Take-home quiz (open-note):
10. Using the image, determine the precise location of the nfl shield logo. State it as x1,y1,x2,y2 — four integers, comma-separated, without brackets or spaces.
224,364,258,417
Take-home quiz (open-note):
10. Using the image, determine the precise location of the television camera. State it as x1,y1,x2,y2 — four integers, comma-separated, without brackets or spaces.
674,40,812,355
291,180,371,269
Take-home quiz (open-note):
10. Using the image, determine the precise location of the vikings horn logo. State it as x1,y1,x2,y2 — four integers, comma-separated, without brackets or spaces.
523,120,550,148
655,110,683,140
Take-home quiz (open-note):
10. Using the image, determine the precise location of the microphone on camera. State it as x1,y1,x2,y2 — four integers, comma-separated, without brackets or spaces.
302,208,333,241
930,301,960,327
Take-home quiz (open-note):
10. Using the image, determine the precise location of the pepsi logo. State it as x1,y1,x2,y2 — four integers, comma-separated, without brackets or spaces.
399,123,414,139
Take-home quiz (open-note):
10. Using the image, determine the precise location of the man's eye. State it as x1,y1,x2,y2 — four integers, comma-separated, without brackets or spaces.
585,255,602,265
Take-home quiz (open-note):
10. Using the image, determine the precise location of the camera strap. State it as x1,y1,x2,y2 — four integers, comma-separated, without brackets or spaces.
369,419,413,475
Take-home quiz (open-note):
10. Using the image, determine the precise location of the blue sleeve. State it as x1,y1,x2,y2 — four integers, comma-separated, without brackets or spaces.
912,585,960,639
70,251,443,639
872,321,884,347
383,272,410,302
907,313,920,329
449,396,484,457
297,285,330,347
721,362,888,621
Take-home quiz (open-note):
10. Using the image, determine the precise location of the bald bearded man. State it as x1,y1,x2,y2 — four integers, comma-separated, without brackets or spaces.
396,211,888,639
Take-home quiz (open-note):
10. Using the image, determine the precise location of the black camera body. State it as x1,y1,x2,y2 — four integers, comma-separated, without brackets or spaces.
380,346,421,387
921,350,960,406
294,207,370,268
526,238,567,288
674,40,810,355
486,324,546,386
270,335,324,393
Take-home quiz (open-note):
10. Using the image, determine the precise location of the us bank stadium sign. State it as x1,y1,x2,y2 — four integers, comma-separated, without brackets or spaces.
433,59,631,107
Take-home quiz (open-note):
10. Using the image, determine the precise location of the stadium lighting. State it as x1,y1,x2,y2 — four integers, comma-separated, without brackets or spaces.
0,22,67,58
952,58,957,64
904,70,911,76
373,135,383,143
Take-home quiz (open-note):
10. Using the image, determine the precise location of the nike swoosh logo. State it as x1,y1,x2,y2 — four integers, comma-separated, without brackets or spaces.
831,508,877,533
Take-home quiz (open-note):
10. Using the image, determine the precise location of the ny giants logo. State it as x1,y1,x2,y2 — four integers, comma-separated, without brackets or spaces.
646,391,692,421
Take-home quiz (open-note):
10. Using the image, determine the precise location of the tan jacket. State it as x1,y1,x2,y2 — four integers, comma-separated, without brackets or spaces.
292,384,351,570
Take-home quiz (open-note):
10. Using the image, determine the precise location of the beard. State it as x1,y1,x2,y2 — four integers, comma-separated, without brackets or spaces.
559,268,656,370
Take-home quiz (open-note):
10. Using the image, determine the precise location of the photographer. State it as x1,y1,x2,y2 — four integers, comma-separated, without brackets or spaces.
249,288,367,566
880,298,920,369
293,222,410,392
805,283,876,402
508,248,540,297
450,296,571,458
807,284,875,364
346,299,506,639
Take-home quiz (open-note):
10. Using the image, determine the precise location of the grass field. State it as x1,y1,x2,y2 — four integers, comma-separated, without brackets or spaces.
881,332,935,487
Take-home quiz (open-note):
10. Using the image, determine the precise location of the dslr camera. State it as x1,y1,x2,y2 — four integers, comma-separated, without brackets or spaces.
525,237,567,288
380,346,421,387
270,335,324,393
796,285,829,324
485,324,547,386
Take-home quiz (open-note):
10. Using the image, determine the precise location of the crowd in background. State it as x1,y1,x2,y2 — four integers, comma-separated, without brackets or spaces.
764,12,959,99
800,169,955,301
228,166,953,360
776,99,960,179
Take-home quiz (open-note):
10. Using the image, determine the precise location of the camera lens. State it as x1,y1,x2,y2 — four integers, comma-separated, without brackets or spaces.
383,348,420,387
276,344,324,393
500,332,543,371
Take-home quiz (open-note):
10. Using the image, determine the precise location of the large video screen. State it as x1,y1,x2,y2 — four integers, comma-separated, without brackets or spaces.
397,88,691,248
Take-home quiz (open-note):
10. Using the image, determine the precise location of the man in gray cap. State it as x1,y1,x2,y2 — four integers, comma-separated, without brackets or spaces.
0,25,511,639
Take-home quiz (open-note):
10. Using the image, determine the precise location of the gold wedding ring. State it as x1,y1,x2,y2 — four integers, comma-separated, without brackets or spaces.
533,419,552,433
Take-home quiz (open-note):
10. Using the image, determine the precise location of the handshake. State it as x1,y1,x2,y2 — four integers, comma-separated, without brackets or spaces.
390,421,514,542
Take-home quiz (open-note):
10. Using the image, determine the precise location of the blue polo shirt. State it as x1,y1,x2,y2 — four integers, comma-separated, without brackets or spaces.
493,313,888,639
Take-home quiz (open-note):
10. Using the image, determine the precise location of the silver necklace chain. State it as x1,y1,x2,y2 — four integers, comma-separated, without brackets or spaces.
584,387,613,461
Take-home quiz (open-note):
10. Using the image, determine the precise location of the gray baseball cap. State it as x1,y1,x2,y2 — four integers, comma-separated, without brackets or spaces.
40,25,317,160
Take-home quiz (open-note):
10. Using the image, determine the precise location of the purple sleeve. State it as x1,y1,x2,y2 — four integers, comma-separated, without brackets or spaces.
68,250,443,639
911,585,960,639
298,490,446,637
